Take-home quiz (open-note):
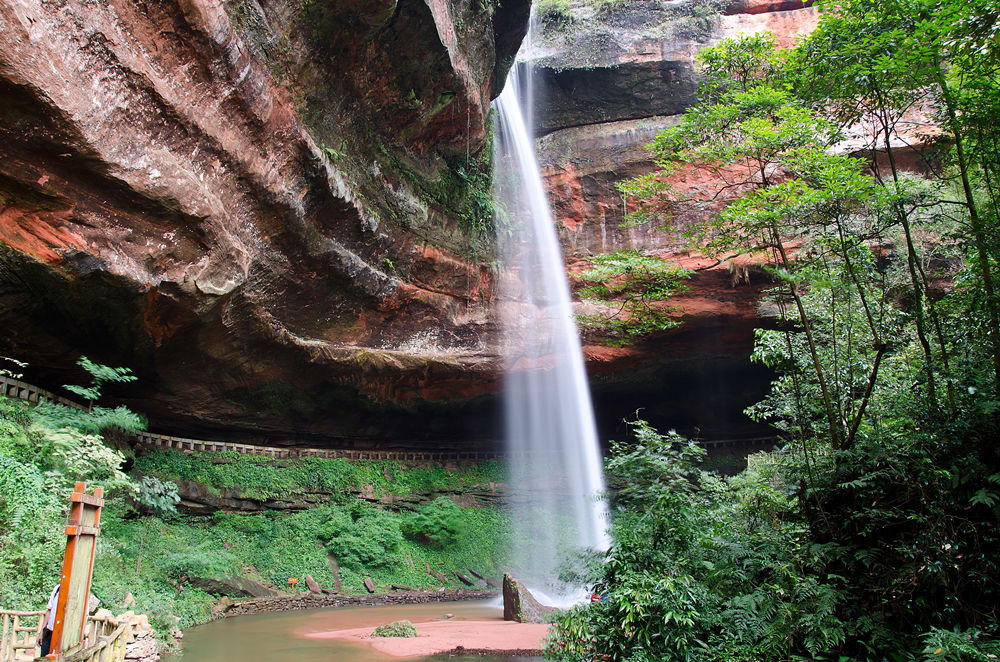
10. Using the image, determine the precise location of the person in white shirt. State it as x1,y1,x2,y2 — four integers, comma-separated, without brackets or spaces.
40,583,59,657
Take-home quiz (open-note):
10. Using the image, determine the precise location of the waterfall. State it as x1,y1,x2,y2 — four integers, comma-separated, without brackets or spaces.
493,56,610,603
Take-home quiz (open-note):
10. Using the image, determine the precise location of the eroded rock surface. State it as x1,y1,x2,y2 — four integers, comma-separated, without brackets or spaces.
527,0,820,441
0,0,821,447
0,0,528,441
501,574,555,624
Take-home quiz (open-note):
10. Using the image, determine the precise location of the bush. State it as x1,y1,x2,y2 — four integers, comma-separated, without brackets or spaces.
546,421,848,662
318,503,403,572
537,0,574,30
402,497,468,547
371,620,418,638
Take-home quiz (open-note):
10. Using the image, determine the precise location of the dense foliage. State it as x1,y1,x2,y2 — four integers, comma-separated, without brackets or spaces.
549,1,1000,659
574,250,693,344
0,361,510,642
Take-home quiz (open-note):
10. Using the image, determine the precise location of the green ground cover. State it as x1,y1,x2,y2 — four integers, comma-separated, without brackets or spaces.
0,366,511,640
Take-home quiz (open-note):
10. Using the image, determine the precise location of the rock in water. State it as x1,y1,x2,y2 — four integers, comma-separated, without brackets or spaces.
304,574,321,594
502,574,556,623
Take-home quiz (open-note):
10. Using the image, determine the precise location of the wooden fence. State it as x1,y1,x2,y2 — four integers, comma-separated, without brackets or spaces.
0,610,43,662
0,611,130,662
63,616,130,662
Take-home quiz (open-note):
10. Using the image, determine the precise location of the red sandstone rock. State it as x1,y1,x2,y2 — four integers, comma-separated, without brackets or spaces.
0,0,850,447
0,0,527,440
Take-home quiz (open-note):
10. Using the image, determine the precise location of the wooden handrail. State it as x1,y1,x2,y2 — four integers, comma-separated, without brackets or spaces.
0,610,44,662
0,608,137,662
1,375,780,463
61,622,130,662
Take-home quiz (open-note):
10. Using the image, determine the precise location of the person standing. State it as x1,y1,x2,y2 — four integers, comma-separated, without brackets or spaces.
40,583,59,657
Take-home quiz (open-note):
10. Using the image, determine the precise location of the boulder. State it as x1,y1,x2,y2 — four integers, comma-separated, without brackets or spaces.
210,597,234,619
186,575,281,598
124,635,157,661
363,577,376,593
502,574,556,624
304,574,322,594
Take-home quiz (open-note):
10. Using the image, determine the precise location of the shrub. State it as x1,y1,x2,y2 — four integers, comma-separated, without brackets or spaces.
537,0,574,30
317,503,403,572
402,497,468,547
371,620,418,638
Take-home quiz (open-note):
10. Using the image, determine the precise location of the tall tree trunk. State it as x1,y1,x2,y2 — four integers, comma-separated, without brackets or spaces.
937,73,1000,396
877,106,940,410
771,226,843,449
833,220,889,448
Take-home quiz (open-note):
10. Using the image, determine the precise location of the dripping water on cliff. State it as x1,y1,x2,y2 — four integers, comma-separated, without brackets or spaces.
492,39,610,602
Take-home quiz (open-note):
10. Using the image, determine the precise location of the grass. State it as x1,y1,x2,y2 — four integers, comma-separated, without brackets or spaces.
134,448,505,501
91,450,512,635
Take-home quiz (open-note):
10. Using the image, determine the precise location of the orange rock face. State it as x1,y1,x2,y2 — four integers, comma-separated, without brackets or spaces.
0,0,821,446
0,0,527,443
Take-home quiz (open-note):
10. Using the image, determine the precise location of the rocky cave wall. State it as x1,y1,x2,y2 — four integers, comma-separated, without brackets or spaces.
0,0,528,445
0,0,821,449
530,0,821,443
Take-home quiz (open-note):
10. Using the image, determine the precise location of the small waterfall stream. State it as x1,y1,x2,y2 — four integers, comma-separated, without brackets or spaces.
493,57,610,602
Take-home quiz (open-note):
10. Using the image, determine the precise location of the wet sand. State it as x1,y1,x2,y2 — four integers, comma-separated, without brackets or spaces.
307,619,549,658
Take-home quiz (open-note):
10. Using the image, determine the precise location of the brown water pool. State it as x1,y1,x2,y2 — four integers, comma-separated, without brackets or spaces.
162,600,546,662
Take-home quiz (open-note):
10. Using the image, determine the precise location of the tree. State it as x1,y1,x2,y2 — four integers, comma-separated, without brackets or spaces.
548,18,1000,661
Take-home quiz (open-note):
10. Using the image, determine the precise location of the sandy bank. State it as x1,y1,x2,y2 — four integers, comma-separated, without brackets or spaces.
306,619,549,657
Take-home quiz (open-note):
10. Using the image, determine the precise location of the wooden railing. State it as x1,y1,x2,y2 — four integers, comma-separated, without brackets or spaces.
0,610,43,662
62,617,130,662
0,376,82,410
0,610,132,662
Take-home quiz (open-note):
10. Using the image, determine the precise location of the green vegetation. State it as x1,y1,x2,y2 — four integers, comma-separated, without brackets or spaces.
389,142,498,254
401,497,469,547
550,2,1000,659
574,249,693,344
537,0,575,30
371,620,418,637
135,449,502,501
0,359,510,643
536,0,723,47
549,420,1000,661
0,358,148,614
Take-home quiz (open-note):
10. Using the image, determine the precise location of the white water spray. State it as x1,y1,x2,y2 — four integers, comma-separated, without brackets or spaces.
493,58,610,602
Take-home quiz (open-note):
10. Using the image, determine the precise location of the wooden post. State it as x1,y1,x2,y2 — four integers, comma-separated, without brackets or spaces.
49,482,103,658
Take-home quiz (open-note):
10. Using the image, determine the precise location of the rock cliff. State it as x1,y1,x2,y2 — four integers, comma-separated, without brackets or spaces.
0,0,820,446
529,0,820,441
0,0,527,442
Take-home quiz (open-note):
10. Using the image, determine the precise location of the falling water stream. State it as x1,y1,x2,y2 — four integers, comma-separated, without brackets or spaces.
493,51,610,602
